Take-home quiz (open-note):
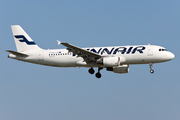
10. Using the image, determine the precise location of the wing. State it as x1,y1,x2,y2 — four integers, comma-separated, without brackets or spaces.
60,42,101,63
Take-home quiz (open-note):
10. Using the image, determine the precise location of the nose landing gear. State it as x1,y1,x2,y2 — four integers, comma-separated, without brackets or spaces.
149,63,154,73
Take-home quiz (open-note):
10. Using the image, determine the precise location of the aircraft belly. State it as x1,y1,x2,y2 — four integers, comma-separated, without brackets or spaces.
123,54,151,64
44,56,81,67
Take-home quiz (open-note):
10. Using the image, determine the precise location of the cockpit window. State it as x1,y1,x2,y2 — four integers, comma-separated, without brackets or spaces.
159,48,167,51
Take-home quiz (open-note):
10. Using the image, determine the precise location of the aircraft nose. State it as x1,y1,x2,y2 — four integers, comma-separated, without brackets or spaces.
168,52,175,60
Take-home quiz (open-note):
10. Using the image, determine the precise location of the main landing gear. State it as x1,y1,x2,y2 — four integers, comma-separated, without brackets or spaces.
88,67,103,78
89,67,95,74
149,63,154,73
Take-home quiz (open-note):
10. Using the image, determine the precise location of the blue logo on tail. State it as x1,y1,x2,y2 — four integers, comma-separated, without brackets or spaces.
15,35,36,45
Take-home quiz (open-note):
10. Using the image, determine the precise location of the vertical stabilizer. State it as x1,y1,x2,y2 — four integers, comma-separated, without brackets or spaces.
11,25,42,52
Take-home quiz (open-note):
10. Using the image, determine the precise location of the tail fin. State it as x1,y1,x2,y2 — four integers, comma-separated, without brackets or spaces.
11,25,42,52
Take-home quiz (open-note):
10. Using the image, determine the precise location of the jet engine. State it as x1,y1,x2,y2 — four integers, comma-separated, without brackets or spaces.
96,57,120,67
106,65,129,74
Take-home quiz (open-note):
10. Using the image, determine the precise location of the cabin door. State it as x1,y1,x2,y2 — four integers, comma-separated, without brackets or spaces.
147,45,153,56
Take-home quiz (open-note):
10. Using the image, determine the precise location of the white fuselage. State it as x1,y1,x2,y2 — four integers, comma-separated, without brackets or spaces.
7,25,175,78
8,45,175,67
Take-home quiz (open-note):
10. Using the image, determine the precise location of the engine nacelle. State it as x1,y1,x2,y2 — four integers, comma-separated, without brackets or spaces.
106,65,129,74
96,57,120,67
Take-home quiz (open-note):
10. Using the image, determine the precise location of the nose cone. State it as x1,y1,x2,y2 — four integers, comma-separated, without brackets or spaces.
159,52,175,62
169,52,175,59
167,52,175,60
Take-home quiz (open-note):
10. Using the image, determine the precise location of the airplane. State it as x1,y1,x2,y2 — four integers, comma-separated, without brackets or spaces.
6,25,175,78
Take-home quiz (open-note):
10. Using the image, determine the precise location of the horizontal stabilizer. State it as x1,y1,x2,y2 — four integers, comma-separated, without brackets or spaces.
6,50,29,57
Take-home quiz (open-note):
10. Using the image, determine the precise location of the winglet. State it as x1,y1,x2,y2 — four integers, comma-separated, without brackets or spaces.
57,40,61,45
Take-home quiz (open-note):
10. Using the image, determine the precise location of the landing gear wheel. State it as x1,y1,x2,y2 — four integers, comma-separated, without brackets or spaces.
95,72,101,78
89,68,95,74
150,69,154,74
149,63,154,74
95,67,103,78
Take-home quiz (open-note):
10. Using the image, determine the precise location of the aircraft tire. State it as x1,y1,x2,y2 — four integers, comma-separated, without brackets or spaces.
89,68,95,74
150,69,154,73
95,72,101,78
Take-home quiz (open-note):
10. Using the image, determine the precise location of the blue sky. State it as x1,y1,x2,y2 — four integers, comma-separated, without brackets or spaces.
0,0,180,120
